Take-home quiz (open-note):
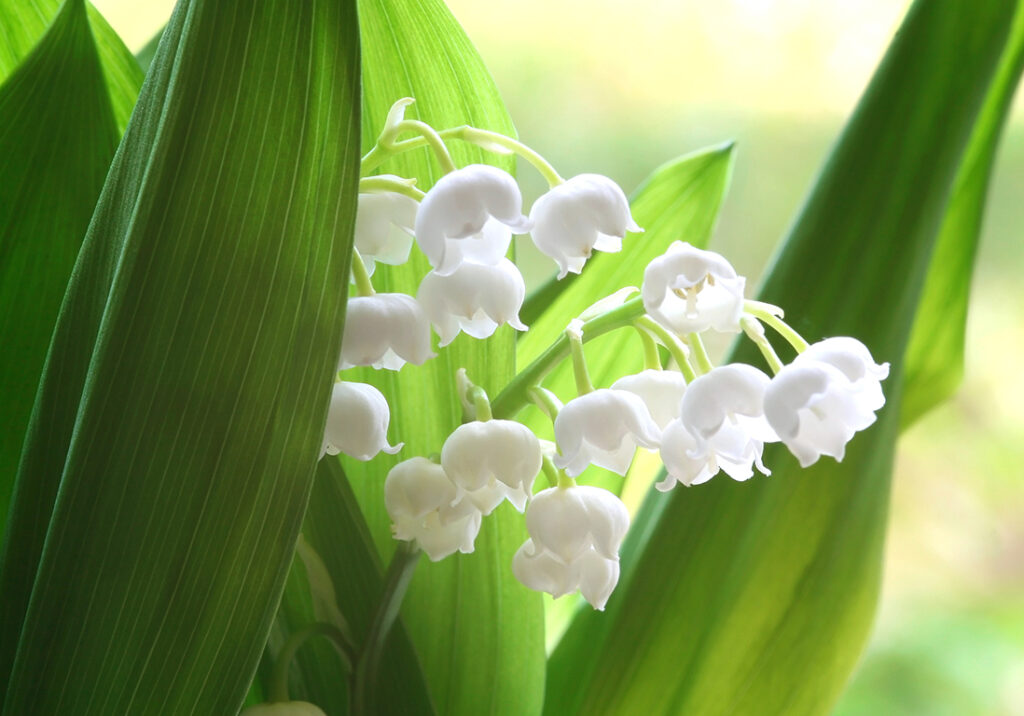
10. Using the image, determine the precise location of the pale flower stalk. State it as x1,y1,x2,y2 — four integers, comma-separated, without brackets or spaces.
321,382,403,461
529,174,641,279
417,258,528,346
339,293,435,370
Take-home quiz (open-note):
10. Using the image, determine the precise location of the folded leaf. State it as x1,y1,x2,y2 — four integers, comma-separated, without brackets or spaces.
0,0,361,711
545,1,1019,714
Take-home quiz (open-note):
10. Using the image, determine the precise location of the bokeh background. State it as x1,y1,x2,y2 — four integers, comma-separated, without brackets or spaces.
93,1,1024,712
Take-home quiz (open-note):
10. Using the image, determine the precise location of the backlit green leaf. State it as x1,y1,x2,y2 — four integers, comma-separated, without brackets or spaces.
0,0,361,711
544,1,1020,714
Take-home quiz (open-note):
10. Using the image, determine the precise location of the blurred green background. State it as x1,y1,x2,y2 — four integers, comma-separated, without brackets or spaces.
93,0,1024,712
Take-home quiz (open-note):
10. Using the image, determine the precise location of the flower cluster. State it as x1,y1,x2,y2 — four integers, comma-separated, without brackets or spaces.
322,98,888,614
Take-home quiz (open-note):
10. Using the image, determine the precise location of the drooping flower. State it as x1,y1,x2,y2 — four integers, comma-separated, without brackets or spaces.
414,164,531,275
552,388,661,477
354,186,418,274
658,417,727,490
440,419,542,513
763,337,889,467
610,369,687,430
512,485,629,610
677,363,778,481
321,382,403,461
240,702,327,716
384,457,481,562
417,258,528,346
339,293,434,371
642,241,746,334
529,174,641,279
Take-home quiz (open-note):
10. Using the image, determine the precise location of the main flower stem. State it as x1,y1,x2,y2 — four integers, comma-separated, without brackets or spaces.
492,297,647,419
352,541,421,715
269,622,357,703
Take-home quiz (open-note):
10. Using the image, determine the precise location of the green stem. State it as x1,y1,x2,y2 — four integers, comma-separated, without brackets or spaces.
492,297,647,418
634,317,697,382
395,120,457,173
741,316,784,375
352,542,421,715
361,119,458,176
686,333,714,374
350,249,375,297
528,386,563,423
269,622,357,703
636,326,662,370
557,471,577,489
567,325,595,396
467,385,493,421
541,456,560,489
744,300,810,353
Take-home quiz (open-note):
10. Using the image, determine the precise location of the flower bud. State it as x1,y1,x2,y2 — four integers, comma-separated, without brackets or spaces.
441,419,542,513
414,164,531,275
529,174,641,279
384,457,481,561
339,293,435,371
321,382,402,461
552,388,661,477
417,258,528,346
354,187,417,274
642,241,745,334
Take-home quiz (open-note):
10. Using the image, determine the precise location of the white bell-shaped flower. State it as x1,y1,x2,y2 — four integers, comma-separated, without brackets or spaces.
796,336,889,410
321,382,403,461
679,363,778,481
610,369,687,430
441,419,542,513
417,258,528,347
339,293,435,371
642,241,746,334
240,703,327,716
384,457,481,562
658,416,746,490
512,485,629,610
529,174,641,279
764,338,888,467
552,388,662,477
354,187,418,274
414,164,531,275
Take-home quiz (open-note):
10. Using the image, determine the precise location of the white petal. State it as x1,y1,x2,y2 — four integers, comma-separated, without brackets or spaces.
680,364,772,441
384,457,456,521
441,420,542,514
574,550,620,611
354,189,417,267
642,241,746,334
611,369,688,430
525,485,629,562
340,293,435,370
658,418,717,489
323,382,402,461
512,540,577,598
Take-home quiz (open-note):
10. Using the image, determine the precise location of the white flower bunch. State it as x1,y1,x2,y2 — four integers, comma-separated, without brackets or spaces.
318,98,888,613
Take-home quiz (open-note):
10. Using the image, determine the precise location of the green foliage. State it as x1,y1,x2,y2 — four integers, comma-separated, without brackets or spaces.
543,0,1022,714
0,0,361,712
0,0,141,526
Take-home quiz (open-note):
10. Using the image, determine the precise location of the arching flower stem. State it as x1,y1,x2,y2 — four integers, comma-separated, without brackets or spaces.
741,315,784,375
541,455,561,489
361,111,457,176
492,297,647,419
528,386,564,423
686,332,714,374
567,319,596,396
350,249,376,297
357,175,425,200
634,316,697,382
744,299,810,353
269,621,358,703
636,325,663,371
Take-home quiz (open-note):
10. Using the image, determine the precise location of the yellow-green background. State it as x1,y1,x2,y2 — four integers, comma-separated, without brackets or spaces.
93,1,1024,712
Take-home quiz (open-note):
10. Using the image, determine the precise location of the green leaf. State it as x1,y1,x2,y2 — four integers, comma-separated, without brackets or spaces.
901,4,1024,426
342,0,545,713
0,0,142,525
135,27,162,72
0,0,361,711
0,0,59,80
544,1,1020,714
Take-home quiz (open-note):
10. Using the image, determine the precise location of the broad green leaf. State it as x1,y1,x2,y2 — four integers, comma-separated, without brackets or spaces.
0,0,58,79
135,27,162,72
544,1,1019,714
0,0,142,525
901,3,1024,426
0,0,361,711
344,0,545,713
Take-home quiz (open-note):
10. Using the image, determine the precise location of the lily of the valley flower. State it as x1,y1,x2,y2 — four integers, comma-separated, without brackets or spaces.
763,337,889,467
552,388,661,477
441,419,542,513
642,241,746,334
414,164,531,275
610,369,687,430
529,174,641,279
339,293,435,371
678,363,778,481
321,382,402,461
512,485,629,610
384,457,481,562
417,258,528,346
354,186,418,274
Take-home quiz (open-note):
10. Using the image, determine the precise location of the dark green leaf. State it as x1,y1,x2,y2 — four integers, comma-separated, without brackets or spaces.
0,0,361,711
545,1,1019,714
